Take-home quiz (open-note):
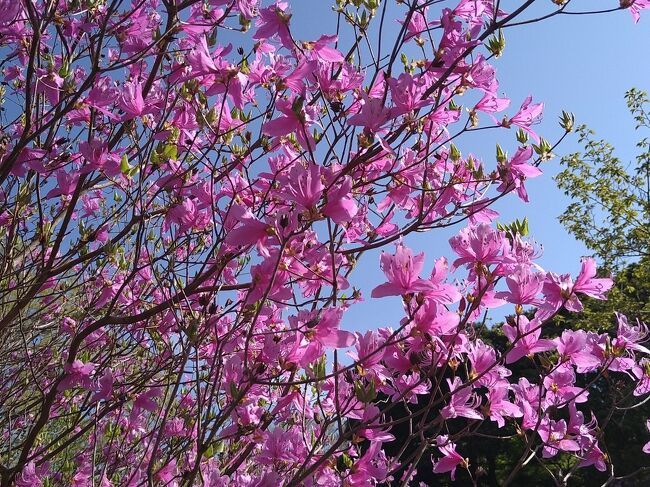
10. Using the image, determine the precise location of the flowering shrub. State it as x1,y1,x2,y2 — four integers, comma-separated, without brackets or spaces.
0,1,649,485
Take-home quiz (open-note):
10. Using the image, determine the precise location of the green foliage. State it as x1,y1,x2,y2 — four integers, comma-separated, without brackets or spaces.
497,217,530,240
556,89,650,270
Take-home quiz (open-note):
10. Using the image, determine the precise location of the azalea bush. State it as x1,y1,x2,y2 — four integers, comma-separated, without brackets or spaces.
1,0,650,486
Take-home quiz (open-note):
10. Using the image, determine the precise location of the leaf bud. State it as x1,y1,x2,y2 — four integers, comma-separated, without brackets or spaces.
559,110,575,132
486,30,506,58
532,137,554,161
449,143,461,161
496,143,507,164
516,128,529,145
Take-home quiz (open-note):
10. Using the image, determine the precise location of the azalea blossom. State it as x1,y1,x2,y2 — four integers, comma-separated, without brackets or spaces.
371,243,432,298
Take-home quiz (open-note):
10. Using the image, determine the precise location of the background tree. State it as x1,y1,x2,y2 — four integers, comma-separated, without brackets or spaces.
556,88,650,272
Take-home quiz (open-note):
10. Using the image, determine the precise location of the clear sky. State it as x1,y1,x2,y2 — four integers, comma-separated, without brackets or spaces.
287,1,650,332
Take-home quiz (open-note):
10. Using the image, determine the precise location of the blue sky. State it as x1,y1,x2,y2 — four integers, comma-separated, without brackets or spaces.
288,1,650,331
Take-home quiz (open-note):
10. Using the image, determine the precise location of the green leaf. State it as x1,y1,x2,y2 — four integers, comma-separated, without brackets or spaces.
120,154,131,175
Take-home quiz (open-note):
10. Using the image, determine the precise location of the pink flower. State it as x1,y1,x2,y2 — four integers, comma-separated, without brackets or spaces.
35,69,63,106
566,403,607,471
119,79,147,121
0,210,11,227
81,190,103,217
485,380,522,427
185,35,223,77
495,266,544,306
513,377,542,430
348,91,391,133
415,304,460,337
449,224,506,270
346,441,389,486
288,308,356,366
92,368,114,402
323,176,358,224
262,98,318,150
454,0,493,26
164,198,210,235
356,404,395,442
573,257,614,300
15,462,43,487
282,163,324,210
308,307,356,347
424,257,462,304
371,243,431,298
390,372,430,404
502,315,554,363
224,205,275,257
98,474,112,487
543,364,589,405
441,377,483,421
626,0,650,23
497,145,542,202
12,148,48,177
505,95,544,141
475,90,510,114
348,330,386,370
613,312,650,354
134,388,162,413
432,436,467,480
401,4,430,42
538,419,580,458
633,359,650,396
542,272,579,311
237,0,260,20
71,458,92,487
555,330,601,372
542,258,613,312
284,59,319,96
59,360,96,392
94,273,126,308
257,428,306,466
387,72,431,116
579,442,607,472
468,340,511,386
0,0,22,26
79,140,120,175
46,170,79,200
156,459,177,485
253,2,293,49
87,77,119,108
86,77,119,120
307,35,344,63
